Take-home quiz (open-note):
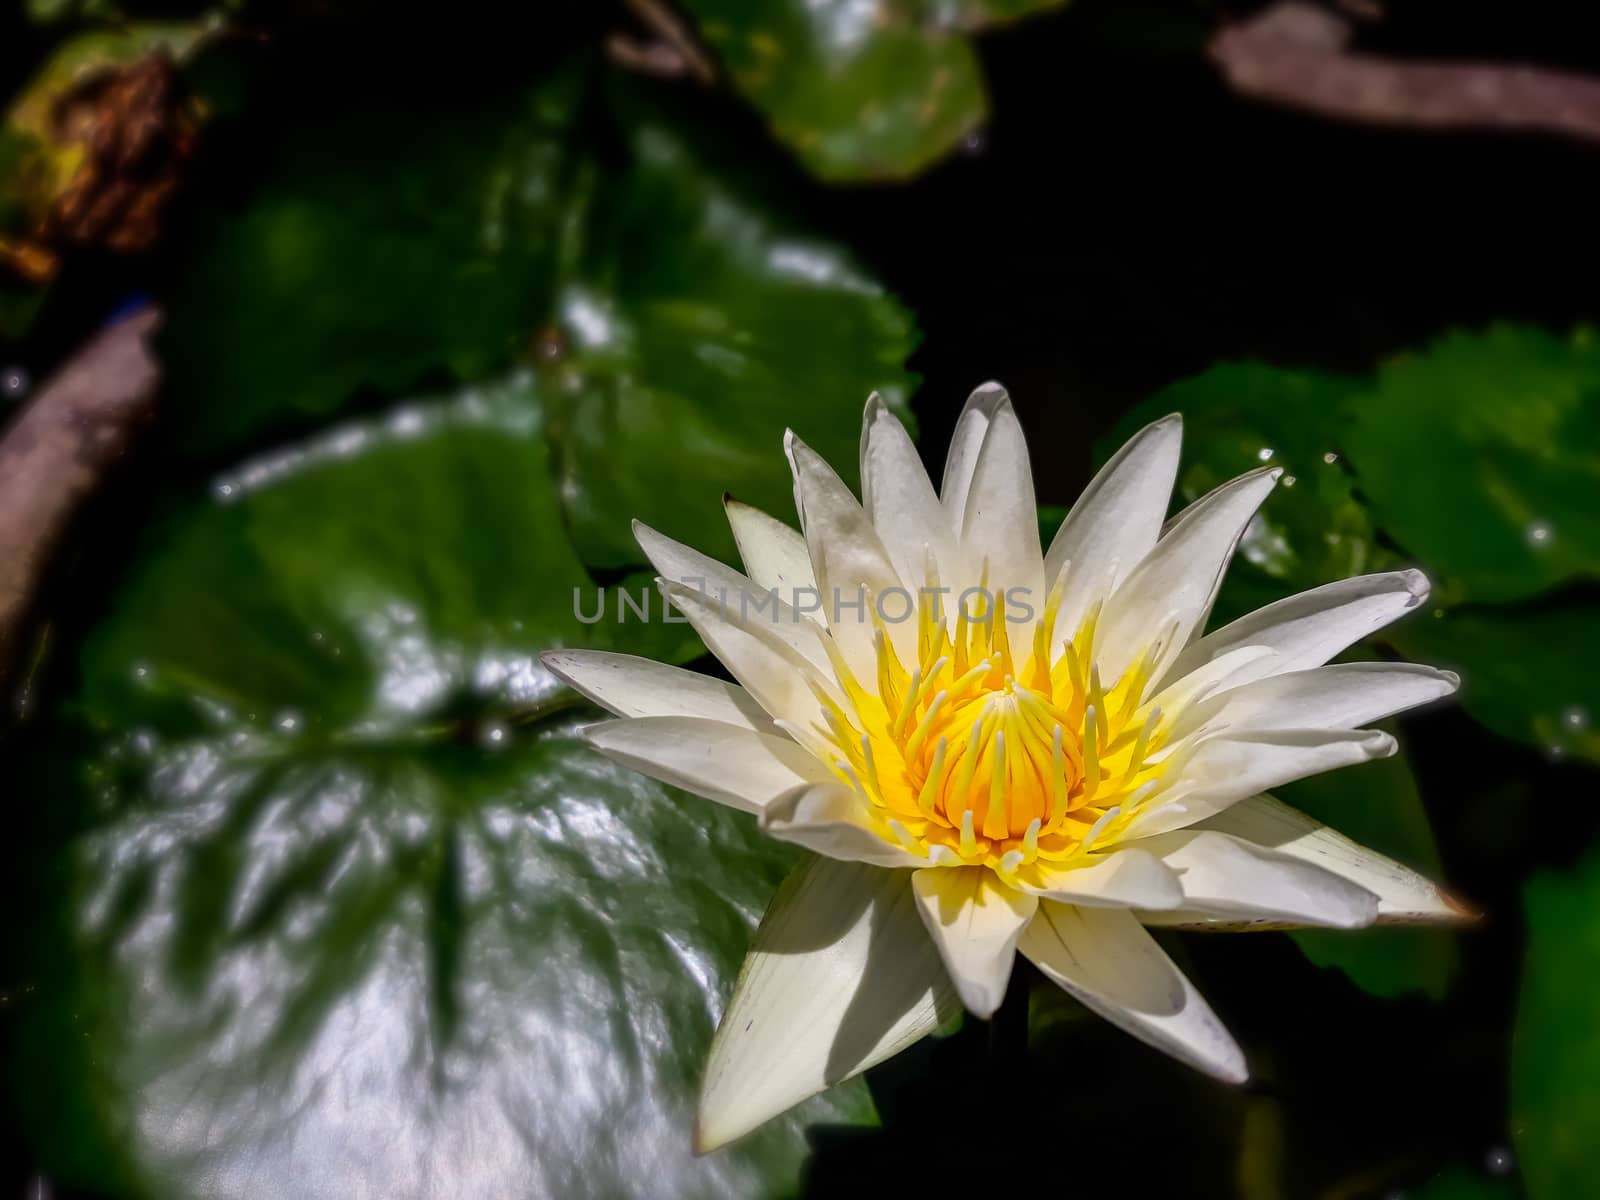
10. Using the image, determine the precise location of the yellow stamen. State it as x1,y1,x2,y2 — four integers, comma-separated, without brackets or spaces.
859,735,885,805
1083,704,1101,798
918,738,948,815
799,562,1175,871
1081,805,1120,852
950,716,985,808
1122,707,1161,784
1049,723,1068,824
903,690,948,760
984,729,1009,840
891,668,922,740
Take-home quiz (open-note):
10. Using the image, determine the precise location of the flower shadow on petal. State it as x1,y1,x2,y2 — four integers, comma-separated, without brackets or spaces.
821,872,953,1082
754,861,951,1084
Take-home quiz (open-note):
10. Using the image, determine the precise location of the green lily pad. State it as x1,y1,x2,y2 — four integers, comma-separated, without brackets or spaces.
162,67,916,568
537,93,919,568
678,0,988,182
1344,326,1600,605
11,380,875,1199
1278,753,1459,1001
1387,605,1600,766
1513,847,1600,1199
160,70,580,455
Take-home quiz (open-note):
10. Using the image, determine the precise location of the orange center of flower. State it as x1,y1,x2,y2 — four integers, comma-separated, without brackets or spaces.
816,586,1177,871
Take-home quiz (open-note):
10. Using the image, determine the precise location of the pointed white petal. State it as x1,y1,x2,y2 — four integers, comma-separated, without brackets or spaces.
1095,468,1280,686
957,392,1045,614
939,381,1010,526
660,582,841,737
1125,727,1396,837
697,856,959,1152
1134,829,1379,928
1013,848,1184,909
636,521,829,675
724,498,817,598
910,867,1037,1018
1169,661,1460,741
760,783,929,868
1145,644,1278,717
1048,413,1183,639
581,717,832,815
859,394,963,591
1019,902,1247,1083
1162,569,1432,692
1186,793,1470,924
541,649,776,731
785,431,917,671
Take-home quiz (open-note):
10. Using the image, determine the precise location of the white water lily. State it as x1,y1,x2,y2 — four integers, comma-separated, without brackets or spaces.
542,384,1470,1152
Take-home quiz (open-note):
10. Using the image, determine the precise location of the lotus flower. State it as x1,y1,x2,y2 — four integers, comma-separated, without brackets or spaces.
543,385,1468,1151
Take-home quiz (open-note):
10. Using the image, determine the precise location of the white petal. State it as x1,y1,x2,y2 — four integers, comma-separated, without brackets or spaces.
541,649,776,730
1095,468,1279,686
911,867,1037,1018
1047,413,1183,640
1165,793,1470,925
724,498,817,599
660,581,843,739
1013,848,1184,909
698,856,959,1151
635,521,829,675
760,783,929,868
939,381,1009,526
859,394,963,591
1144,644,1278,717
1125,727,1396,837
1168,661,1460,742
1133,829,1379,928
581,717,832,815
785,431,917,671
956,390,1045,614
1019,902,1247,1083
1162,569,1432,692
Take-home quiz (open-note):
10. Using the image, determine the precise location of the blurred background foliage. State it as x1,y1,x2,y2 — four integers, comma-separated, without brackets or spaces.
3,1,1599,1197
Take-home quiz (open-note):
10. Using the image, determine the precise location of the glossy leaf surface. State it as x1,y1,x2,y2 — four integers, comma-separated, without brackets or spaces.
11,382,874,1199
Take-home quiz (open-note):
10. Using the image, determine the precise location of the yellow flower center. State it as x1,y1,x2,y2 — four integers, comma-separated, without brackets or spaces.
815,584,1177,873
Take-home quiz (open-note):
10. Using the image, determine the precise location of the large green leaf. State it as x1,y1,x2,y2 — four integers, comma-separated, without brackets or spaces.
1513,847,1600,1199
539,96,919,567
1279,754,1459,1001
160,70,581,453
1388,605,1600,766
162,68,919,567
678,0,987,182
1344,326,1600,605
11,382,876,1199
